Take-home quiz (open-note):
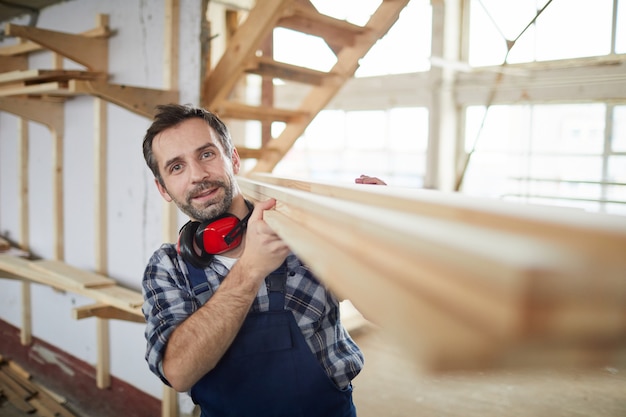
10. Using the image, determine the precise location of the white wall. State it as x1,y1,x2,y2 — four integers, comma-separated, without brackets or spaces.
0,0,202,402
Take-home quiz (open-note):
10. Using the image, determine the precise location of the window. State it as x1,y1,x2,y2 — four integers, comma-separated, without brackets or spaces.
273,0,432,78
462,103,626,213
275,108,428,187
469,0,614,66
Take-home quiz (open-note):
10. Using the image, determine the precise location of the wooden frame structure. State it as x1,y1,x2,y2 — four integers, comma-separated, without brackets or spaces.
202,0,411,172
0,3,180,410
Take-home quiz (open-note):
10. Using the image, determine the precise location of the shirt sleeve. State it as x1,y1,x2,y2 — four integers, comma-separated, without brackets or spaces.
142,244,200,385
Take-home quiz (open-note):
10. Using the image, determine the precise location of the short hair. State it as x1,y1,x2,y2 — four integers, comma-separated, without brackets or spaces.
142,104,233,185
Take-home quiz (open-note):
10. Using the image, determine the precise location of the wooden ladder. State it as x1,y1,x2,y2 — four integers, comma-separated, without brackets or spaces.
201,0,410,173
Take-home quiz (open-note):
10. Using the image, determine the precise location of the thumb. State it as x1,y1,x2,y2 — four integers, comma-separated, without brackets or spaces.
248,198,276,222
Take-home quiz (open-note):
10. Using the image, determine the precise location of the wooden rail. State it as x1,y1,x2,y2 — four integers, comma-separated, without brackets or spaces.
240,174,626,372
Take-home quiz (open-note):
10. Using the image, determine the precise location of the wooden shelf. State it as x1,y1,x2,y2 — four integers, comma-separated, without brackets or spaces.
0,15,178,120
0,254,143,322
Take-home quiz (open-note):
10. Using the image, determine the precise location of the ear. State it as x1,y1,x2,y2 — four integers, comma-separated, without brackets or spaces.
155,178,173,202
232,148,241,175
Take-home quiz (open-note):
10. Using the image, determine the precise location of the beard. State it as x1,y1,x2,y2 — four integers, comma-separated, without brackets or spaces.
175,177,234,222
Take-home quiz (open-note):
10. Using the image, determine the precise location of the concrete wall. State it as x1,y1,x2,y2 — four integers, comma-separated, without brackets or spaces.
0,0,202,403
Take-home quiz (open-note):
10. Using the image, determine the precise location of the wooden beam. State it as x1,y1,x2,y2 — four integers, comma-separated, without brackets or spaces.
250,0,411,173
245,56,337,86
0,255,143,317
162,0,181,245
18,117,32,347
68,80,179,119
72,303,144,323
248,174,626,264
0,55,28,72
215,101,309,122
277,3,368,49
0,97,63,132
163,3,181,415
4,23,108,71
202,0,292,107
0,15,112,57
0,69,105,85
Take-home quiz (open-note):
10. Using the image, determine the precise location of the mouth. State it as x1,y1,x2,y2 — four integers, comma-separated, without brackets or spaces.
191,187,219,203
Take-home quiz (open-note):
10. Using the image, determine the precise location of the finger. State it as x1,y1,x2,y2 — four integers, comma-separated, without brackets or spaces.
248,198,276,222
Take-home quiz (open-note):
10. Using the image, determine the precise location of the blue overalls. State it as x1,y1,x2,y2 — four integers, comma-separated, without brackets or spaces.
186,261,357,417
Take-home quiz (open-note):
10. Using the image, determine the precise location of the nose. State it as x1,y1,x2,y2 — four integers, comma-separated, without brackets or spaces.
188,159,209,183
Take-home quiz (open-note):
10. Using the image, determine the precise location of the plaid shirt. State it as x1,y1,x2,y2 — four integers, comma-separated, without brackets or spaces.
142,243,364,389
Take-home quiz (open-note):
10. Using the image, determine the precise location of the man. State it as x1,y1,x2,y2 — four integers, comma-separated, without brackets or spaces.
141,104,364,417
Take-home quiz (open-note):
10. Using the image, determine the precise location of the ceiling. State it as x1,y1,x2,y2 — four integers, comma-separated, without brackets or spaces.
0,0,69,24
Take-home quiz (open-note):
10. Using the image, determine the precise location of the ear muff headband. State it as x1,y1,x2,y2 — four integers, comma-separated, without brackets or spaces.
177,221,214,268
195,200,254,255
195,214,242,255
177,200,255,267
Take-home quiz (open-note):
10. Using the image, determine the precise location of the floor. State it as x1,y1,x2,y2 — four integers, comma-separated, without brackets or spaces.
2,325,625,417
351,325,626,417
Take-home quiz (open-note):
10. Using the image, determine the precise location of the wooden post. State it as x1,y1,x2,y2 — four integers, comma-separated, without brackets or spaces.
18,117,32,346
162,2,180,416
94,96,111,389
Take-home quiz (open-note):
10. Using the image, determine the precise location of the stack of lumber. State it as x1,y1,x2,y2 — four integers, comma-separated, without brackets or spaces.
239,174,626,372
0,355,78,417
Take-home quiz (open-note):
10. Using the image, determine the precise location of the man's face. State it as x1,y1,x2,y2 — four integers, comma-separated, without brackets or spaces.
152,118,240,221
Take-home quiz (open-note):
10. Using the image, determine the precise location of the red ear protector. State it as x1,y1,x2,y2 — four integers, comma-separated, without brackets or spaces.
177,200,254,268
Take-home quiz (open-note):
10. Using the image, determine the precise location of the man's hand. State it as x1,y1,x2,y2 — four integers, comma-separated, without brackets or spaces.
237,198,290,284
355,174,387,185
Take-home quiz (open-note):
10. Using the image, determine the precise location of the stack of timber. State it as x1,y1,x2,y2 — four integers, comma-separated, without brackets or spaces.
0,355,78,417
239,174,626,372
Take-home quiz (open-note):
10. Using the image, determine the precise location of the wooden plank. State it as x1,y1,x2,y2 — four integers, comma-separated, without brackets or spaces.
236,146,264,159
0,255,51,283
0,69,105,85
251,0,411,172
249,174,626,264
0,369,34,400
93,285,144,311
0,97,64,132
243,180,608,334
20,281,31,346
29,260,114,290
96,318,110,389
0,80,70,97
73,303,144,323
202,0,292,106
5,24,108,71
162,0,180,246
239,176,626,370
0,254,143,318
278,3,368,48
0,16,112,57
216,101,309,122
68,80,179,119
245,56,337,86
0,55,28,71
261,209,501,370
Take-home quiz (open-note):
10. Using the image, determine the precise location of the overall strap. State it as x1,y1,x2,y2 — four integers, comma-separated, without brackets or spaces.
266,261,287,311
185,262,213,304
186,260,288,311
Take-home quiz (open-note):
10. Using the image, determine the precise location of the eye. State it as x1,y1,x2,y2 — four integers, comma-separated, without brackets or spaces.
201,150,215,160
170,163,182,173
